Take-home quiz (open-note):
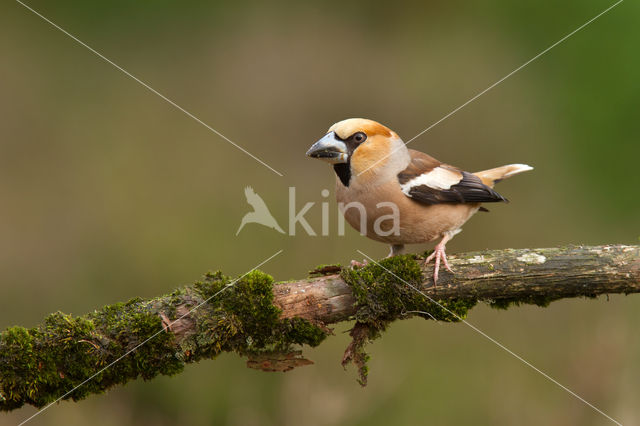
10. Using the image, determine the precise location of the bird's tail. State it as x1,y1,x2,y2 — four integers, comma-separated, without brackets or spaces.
474,164,533,188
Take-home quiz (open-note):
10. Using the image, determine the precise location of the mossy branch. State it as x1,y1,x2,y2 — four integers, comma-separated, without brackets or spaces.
1,245,638,411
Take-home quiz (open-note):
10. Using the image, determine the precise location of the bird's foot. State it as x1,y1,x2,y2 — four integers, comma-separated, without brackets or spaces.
350,259,369,269
424,244,453,286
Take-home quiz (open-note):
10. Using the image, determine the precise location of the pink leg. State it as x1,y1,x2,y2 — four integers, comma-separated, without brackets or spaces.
424,234,454,286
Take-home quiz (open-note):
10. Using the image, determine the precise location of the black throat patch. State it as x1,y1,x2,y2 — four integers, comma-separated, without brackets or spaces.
330,132,366,188
333,163,351,187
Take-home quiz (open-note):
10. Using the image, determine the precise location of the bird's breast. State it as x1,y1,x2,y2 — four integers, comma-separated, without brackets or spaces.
335,177,480,244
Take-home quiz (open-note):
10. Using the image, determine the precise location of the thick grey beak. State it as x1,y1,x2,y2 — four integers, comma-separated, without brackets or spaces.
306,131,348,164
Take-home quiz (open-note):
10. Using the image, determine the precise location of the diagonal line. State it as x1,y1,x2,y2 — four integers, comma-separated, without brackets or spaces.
357,0,623,177
15,0,284,177
18,249,284,426
404,0,622,146
357,250,622,426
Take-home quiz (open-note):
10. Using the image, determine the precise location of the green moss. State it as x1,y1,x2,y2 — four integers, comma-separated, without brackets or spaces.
308,263,342,277
488,295,555,310
282,317,327,347
488,293,600,310
0,299,184,411
87,298,184,383
339,255,477,384
185,270,328,361
341,255,477,327
0,326,39,410
341,322,377,386
1,269,329,411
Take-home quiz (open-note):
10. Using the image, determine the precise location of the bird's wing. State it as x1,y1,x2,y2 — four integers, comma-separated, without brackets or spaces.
244,186,269,211
398,149,507,205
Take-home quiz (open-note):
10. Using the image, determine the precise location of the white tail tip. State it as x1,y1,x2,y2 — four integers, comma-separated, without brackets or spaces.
503,164,534,178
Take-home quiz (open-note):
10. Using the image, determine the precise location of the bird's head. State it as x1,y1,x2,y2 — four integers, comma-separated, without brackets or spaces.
306,118,409,185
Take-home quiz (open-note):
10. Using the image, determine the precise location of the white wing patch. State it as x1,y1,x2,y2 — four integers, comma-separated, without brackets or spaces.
400,167,462,195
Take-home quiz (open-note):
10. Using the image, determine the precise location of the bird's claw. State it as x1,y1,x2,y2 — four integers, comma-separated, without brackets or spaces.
350,259,368,269
424,246,453,286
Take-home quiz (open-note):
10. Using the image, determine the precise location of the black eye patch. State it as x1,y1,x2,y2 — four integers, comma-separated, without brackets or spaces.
336,132,368,155
332,132,368,187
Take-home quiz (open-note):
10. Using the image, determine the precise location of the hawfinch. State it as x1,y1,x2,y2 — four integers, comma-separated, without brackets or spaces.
306,118,533,284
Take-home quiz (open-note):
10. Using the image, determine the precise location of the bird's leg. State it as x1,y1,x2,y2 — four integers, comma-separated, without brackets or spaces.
425,234,454,286
351,244,405,268
387,244,405,257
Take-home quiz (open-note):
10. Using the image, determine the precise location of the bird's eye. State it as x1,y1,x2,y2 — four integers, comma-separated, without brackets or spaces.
353,132,367,143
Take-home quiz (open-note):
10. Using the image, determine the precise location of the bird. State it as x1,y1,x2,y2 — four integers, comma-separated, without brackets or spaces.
236,186,285,235
306,118,532,284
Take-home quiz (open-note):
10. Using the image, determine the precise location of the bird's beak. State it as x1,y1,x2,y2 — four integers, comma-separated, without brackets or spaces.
306,131,349,164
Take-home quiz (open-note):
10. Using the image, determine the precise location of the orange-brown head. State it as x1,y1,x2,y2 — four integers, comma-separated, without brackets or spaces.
307,118,409,186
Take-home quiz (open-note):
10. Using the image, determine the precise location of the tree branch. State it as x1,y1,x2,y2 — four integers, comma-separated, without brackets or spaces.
277,244,640,321
1,245,638,411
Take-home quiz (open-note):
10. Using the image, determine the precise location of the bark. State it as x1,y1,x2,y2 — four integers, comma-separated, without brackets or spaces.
276,245,640,321
1,245,638,412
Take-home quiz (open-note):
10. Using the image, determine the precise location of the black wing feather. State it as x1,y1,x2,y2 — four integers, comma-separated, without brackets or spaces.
406,172,508,205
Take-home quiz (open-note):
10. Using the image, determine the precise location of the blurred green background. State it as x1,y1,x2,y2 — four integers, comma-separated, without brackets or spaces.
1,0,639,425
